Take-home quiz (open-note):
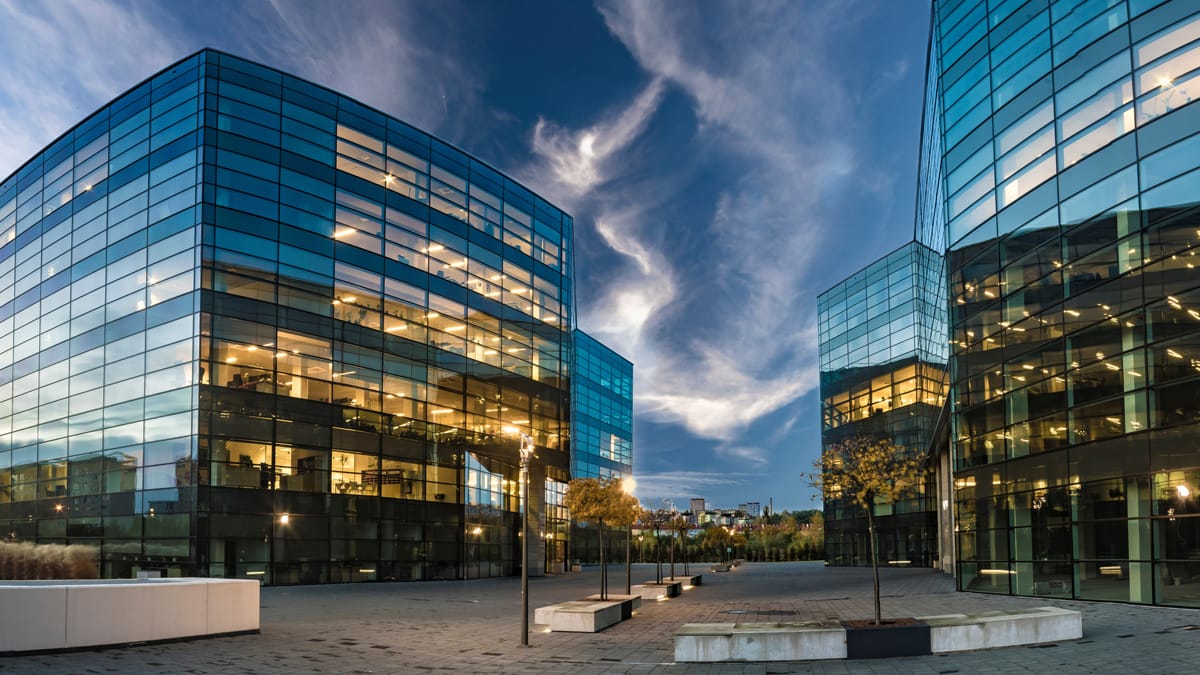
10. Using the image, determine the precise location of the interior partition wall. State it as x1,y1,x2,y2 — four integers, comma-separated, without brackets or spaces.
928,0,1200,606
0,49,609,584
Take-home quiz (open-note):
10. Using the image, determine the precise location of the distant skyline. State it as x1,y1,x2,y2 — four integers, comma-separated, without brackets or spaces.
0,0,932,511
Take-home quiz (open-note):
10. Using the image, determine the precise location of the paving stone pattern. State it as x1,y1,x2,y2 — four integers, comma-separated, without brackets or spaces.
2,562,1199,673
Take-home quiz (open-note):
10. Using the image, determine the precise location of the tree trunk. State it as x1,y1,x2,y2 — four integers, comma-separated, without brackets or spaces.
867,507,881,625
670,529,676,580
655,527,663,583
599,519,606,600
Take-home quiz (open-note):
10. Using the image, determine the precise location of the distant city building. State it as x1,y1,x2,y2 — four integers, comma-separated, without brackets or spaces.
690,497,706,514
744,501,761,517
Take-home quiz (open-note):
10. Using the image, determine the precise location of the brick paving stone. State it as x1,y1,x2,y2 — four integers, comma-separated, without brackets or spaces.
1,562,1198,673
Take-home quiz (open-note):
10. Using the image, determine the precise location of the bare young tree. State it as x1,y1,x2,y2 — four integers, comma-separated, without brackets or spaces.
806,435,926,625
669,514,690,575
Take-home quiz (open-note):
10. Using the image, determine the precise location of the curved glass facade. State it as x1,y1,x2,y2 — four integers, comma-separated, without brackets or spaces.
928,0,1200,605
0,49,616,584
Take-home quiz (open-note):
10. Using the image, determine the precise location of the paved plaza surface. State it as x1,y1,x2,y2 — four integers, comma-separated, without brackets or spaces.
3,561,1200,673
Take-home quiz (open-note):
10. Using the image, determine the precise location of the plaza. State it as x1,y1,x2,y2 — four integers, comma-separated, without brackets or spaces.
5,562,1200,673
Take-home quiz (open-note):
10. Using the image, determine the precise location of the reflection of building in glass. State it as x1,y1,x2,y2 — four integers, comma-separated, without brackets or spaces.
818,242,948,567
0,49,628,584
926,0,1200,606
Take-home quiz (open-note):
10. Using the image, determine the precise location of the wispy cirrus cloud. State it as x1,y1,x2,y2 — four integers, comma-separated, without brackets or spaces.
632,470,757,504
0,0,178,178
529,78,666,199
526,0,882,452
0,0,476,181
250,0,480,140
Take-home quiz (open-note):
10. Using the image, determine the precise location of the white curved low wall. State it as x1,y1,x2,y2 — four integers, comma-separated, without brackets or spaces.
0,578,259,653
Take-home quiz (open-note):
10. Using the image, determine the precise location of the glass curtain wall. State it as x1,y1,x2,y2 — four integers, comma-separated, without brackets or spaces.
818,242,947,567
0,49,585,584
929,0,1200,606
568,329,633,565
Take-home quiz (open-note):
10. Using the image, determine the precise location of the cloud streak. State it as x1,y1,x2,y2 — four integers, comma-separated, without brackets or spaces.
526,0,881,453
530,78,666,198
0,0,178,178
632,470,758,504
0,0,477,181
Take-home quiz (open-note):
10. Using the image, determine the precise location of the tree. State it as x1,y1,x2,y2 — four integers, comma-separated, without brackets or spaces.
642,508,672,583
609,488,642,595
669,515,690,575
700,525,731,562
564,477,637,600
806,435,925,625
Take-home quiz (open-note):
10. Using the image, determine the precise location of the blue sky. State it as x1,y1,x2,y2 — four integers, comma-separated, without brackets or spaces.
0,0,931,512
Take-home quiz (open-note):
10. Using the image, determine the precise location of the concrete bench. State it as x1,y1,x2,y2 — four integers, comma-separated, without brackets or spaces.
675,620,846,662
632,581,682,600
0,578,259,654
711,563,731,572
585,593,641,619
917,606,1082,653
664,574,702,588
534,599,625,632
675,607,1082,662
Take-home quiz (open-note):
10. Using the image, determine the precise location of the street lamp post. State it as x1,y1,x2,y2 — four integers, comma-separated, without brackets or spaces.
622,477,636,595
664,499,676,581
518,433,534,647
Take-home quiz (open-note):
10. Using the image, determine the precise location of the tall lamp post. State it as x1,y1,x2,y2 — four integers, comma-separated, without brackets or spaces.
622,477,636,595
664,498,677,581
518,432,534,647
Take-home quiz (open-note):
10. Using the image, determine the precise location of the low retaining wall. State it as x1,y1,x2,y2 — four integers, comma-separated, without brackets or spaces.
676,620,846,662
674,606,1081,662
0,578,260,653
918,606,1082,653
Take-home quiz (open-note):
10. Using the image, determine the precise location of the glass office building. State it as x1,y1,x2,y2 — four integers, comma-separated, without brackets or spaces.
0,49,628,584
926,0,1200,605
566,330,632,564
570,330,633,482
818,242,948,567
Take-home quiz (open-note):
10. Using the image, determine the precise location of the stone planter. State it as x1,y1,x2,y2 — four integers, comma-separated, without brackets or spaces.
842,618,931,659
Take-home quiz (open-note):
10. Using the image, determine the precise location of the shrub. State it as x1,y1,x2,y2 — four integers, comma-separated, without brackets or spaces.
0,542,100,580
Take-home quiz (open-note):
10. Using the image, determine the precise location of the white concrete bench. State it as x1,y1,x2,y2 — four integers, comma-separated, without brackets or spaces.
585,593,641,619
674,607,1082,662
917,606,1082,653
0,578,259,654
534,599,625,632
675,620,846,662
632,581,681,600
711,563,731,572
664,574,702,587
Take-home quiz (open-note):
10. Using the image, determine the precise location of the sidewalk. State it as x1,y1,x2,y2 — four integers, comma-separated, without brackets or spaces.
4,562,1200,673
